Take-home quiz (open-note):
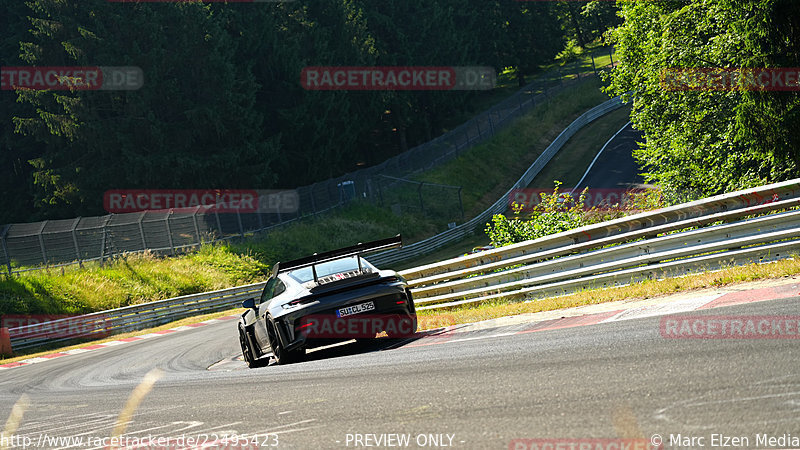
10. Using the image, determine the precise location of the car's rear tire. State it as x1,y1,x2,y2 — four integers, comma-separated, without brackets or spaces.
386,314,417,339
266,317,304,365
239,324,258,368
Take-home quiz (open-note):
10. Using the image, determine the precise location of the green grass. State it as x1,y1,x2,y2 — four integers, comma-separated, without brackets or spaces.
0,246,268,315
529,105,633,189
229,202,437,264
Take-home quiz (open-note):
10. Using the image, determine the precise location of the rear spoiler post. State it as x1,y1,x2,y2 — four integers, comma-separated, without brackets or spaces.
311,260,319,283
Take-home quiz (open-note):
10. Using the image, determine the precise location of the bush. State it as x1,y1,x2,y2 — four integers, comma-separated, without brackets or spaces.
485,182,589,247
485,181,664,247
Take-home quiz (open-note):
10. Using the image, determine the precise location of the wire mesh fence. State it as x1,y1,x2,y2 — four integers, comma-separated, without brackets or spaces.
1,49,615,274
373,175,464,225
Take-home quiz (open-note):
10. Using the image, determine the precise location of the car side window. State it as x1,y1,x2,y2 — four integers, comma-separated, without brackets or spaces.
273,280,286,298
260,278,276,304
259,278,286,304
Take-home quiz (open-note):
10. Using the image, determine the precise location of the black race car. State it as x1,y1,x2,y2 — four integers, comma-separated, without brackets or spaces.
238,235,417,367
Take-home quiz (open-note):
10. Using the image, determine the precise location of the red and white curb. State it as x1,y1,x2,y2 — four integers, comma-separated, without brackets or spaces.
0,315,240,371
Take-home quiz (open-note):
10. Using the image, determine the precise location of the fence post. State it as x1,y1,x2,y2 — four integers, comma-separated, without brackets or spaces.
418,182,425,214
458,187,464,220
37,220,48,265
214,209,222,239
99,215,111,266
309,184,317,215
192,207,202,245
165,210,175,255
1,225,11,276
138,212,147,251
71,218,82,268
236,210,245,239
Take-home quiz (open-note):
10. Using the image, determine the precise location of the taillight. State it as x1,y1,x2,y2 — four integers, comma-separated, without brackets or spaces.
295,322,313,331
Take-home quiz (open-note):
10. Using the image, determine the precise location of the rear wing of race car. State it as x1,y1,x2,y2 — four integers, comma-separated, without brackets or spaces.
271,235,402,282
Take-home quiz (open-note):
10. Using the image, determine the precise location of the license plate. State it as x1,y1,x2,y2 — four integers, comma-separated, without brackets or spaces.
337,301,375,318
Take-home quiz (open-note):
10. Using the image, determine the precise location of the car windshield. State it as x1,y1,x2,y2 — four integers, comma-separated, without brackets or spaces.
286,256,375,284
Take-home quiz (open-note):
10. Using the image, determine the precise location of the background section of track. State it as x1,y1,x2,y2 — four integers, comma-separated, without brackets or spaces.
575,122,645,191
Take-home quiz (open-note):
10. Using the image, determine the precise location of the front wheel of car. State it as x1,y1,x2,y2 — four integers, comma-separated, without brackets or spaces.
239,324,258,368
266,317,304,365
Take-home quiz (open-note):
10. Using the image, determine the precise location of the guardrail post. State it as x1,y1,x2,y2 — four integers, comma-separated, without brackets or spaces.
71,217,82,268
1,225,12,276
165,210,175,255
37,220,48,265
138,212,147,251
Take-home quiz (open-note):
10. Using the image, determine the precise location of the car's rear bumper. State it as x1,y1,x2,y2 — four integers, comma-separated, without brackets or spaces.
272,282,415,350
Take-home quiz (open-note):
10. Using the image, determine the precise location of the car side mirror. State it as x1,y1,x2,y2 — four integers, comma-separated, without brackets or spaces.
242,298,257,310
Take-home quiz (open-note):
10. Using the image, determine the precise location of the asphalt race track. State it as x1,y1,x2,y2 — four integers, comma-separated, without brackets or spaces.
575,122,646,191
1,297,798,449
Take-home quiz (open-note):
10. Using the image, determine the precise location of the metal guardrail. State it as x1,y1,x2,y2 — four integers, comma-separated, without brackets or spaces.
8,282,266,351
402,178,800,310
